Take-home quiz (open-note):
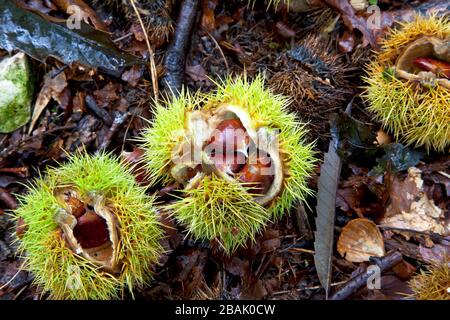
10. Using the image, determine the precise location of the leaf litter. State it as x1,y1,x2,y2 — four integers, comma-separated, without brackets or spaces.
0,0,449,300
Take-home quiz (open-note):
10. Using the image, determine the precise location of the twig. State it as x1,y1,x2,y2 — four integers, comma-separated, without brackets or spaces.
113,32,133,43
128,0,159,101
287,248,315,254
271,280,348,296
85,95,113,126
379,226,448,243
294,201,313,240
162,0,199,95
205,30,229,74
98,112,130,151
329,251,403,300
0,188,17,209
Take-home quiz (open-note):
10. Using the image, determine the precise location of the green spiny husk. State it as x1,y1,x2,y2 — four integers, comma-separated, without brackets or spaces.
139,75,316,253
14,152,164,300
363,15,450,152
408,263,450,300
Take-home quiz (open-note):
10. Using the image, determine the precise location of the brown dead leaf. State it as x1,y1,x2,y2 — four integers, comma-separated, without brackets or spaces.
130,23,145,42
240,279,268,299
419,244,450,266
392,259,416,280
29,69,68,134
186,64,209,82
336,172,388,220
201,0,218,33
338,31,355,53
357,275,413,300
260,229,281,253
337,218,385,262
224,256,250,278
53,0,108,32
0,188,17,209
381,167,449,238
323,0,377,48
121,65,143,87
92,82,121,107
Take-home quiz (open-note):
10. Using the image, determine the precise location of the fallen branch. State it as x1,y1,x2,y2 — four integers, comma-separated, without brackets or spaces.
329,250,403,300
85,95,113,126
98,112,130,151
162,0,199,95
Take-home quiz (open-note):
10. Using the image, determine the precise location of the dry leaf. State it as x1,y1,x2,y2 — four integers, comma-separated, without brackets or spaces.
337,218,385,263
381,167,449,238
53,0,108,32
314,119,342,298
186,64,209,82
29,69,68,133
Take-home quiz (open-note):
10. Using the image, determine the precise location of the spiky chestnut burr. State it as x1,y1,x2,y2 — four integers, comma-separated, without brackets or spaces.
139,75,316,253
408,262,450,300
14,153,164,300
363,15,450,152
269,35,352,138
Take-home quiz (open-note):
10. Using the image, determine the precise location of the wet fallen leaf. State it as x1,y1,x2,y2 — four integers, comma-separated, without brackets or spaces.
369,143,422,176
201,0,217,33
92,82,120,107
0,1,142,77
314,116,342,298
323,0,377,48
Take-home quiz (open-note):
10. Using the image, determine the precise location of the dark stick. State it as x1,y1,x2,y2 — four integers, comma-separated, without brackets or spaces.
162,0,199,95
85,95,113,126
0,188,17,209
329,251,403,300
97,112,129,151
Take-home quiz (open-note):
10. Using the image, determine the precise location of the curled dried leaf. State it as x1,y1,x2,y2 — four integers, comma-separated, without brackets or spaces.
337,218,385,263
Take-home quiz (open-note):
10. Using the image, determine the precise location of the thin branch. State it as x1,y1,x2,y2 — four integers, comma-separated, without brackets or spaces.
329,251,403,300
162,0,199,95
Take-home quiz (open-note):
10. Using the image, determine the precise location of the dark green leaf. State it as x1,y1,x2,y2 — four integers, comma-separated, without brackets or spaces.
334,112,378,161
0,0,143,77
369,143,423,176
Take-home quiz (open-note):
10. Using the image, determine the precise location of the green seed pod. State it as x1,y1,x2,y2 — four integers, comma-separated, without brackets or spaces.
139,75,316,253
363,16,450,152
0,52,33,133
14,153,164,299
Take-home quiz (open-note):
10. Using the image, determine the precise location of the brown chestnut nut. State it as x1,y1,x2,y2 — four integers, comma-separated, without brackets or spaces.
73,210,110,249
208,119,250,154
238,152,274,195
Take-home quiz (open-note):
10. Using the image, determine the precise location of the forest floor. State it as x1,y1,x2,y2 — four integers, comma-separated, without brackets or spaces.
0,0,448,300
